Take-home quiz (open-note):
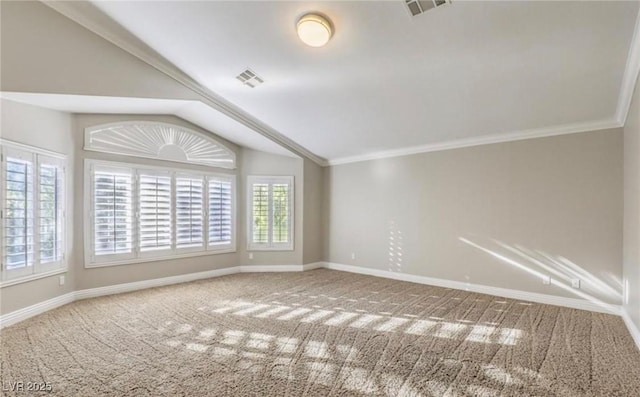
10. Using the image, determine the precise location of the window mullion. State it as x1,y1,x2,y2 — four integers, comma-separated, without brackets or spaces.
248,181,253,248
288,182,292,246
0,151,4,280
54,166,59,261
171,172,176,253
32,153,39,275
90,165,96,262
268,182,273,248
134,170,140,258
59,166,65,263
204,177,210,250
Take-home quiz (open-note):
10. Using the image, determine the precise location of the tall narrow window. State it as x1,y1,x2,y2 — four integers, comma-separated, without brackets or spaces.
92,166,134,262
38,157,65,267
3,154,34,275
176,175,204,250
1,142,67,285
247,176,293,251
208,177,233,249
138,172,172,254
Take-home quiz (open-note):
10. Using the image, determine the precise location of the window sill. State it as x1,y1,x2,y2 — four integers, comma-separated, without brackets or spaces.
0,267,67,288
85,247,236,269
247,246,295,252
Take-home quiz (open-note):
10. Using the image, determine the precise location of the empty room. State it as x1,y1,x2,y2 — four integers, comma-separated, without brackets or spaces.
1,0,640,395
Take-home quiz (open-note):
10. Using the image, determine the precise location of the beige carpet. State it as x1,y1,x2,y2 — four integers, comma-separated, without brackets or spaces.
1,269,639,396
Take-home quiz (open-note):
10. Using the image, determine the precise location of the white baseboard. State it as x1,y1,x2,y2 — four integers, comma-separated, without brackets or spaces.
74,267,241,301
240,264,304,272
622,309,640,352
1,267,243,328
0,261,625,329
322,262,622,315
238,262,325,273
302,262,324,271
0,292,75,328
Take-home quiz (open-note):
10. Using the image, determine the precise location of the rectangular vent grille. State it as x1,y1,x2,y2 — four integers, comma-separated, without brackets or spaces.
405,0,450,17
236,69,264,88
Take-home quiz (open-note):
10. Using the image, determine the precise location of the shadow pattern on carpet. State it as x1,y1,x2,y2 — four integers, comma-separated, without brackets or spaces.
2,269,640,396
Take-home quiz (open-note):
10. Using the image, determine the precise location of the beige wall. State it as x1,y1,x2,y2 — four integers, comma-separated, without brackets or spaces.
325,129,624,305
239,148,304,266
303,159,324,264
0,101,628,316
0,1,198,101
624,75,640,331
0,100,76,314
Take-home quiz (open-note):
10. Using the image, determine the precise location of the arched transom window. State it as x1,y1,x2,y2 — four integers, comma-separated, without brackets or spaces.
84,121,236,169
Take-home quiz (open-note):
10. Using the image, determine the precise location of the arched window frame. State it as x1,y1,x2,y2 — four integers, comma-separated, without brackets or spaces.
84,121,236,169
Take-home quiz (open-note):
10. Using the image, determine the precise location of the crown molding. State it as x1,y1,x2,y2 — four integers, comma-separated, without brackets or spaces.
615,9,640,126
42,1,327,167
327,118,622,166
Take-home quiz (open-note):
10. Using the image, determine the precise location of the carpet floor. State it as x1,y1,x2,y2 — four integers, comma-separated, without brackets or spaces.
1,269,639,396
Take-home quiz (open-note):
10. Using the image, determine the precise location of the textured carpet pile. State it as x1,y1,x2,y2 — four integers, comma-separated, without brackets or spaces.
1,269,639,396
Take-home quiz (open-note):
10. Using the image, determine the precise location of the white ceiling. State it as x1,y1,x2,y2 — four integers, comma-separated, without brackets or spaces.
0,92,297,157
85,1,638,162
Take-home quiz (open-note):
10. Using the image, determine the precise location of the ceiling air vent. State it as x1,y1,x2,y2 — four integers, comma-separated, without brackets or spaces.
405,0,451,17
236,69,264,88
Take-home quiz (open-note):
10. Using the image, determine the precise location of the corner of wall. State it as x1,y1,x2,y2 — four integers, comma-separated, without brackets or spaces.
623,65,640,342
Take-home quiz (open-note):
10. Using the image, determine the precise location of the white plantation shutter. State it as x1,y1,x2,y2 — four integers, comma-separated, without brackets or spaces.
272,183,290,244
176,175,204,249
208,177,233,249
247,176,293,251
85,159,237,267
138,172,172,254
92,166,134,260
1,142,67,284
38,156,64,267
251,183,269,244
2,150,35,278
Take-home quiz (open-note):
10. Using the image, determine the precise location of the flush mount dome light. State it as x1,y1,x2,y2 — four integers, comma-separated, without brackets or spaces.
297,13,333,47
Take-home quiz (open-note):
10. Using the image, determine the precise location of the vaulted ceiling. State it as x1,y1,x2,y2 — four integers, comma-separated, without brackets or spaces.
62,1,640,163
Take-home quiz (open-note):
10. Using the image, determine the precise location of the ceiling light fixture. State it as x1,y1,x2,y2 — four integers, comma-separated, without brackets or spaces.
296,13,333,48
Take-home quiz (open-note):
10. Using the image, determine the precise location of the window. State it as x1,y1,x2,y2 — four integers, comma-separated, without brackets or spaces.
208,177,232,248
0,141,66,285
139,172,172,255
247,176,294,251
93,166,134,260
176,175,204,250
86,160,235,267
85,121,236,169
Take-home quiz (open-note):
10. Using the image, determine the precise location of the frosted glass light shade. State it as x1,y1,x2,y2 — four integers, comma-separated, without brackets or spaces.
297,14,333,47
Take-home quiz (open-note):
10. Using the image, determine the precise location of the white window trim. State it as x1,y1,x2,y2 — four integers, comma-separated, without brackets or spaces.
84,159,236,268
84,121,236,169
0,139,67,288
247,175,294,252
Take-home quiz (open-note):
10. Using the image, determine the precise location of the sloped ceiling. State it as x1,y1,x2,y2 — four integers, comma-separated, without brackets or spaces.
47,1,640,163
0,92,298,157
